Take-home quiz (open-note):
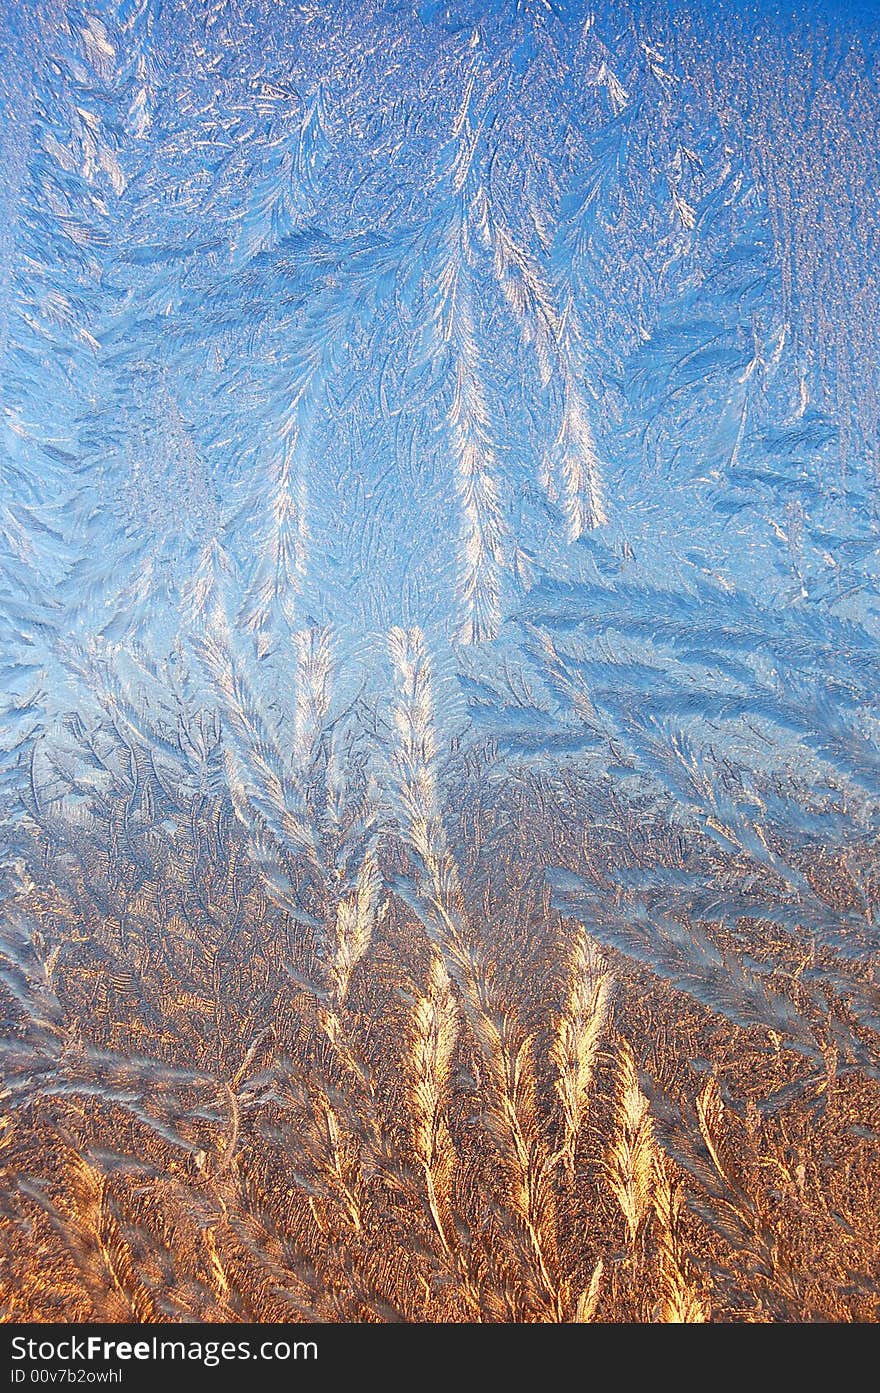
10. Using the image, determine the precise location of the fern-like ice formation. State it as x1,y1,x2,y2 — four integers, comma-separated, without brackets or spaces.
489,219,608,536
389,624,564,1318
432,97,508,645
552,927,615,1175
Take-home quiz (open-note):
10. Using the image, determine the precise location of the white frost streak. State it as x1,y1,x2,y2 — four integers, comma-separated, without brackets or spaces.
388,625,459,900
492,221,608,540
438,232,506,645
555,377,608,538
293,625,333,767
239,432,308,650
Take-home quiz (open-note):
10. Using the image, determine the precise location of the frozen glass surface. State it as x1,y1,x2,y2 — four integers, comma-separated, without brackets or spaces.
1,0,878,1323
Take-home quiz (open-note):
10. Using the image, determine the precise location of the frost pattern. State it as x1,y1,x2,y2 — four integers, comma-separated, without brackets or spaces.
1,0,879,1324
